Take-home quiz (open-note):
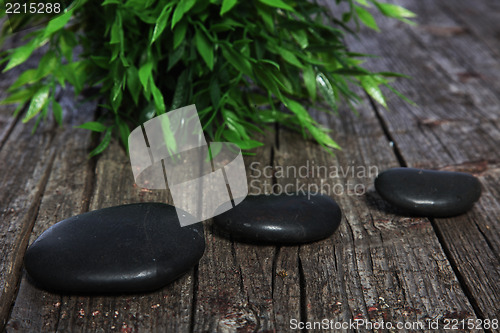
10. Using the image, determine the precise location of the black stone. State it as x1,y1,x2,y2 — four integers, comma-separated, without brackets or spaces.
214,194,342,244
24,203,205,294
375,168,482,217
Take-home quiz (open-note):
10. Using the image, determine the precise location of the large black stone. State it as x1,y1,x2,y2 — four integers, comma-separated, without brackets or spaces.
375,168,482,217
213,194,342,244
24,203,205,294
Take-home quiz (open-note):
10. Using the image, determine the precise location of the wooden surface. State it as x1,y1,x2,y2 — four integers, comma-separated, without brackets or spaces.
1,1,499,332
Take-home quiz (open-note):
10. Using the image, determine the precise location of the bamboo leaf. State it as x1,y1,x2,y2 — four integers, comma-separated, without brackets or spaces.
22,86,50,123
360,75,387,107
195,28,214,70
89,128,112,158
258,0,295,11
354,5,379,31
76,121,108,132
220,0,238,15
151,5,173,44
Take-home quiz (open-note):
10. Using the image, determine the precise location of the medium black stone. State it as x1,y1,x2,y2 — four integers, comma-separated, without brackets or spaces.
375,168,482,217
213,194,342,244
24,203,205,294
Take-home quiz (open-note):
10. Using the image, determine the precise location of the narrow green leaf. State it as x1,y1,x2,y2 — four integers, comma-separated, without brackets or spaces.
276,47,304,68
0,88,35,105
138,62,153,94
89,128,112,158
173,19,188,49
258,0,295,11
43,9,72,37
354,5,379,31
195,28,214,70
151,5,173,44
3,37,41,72
53,101,63,126
303,65,317,100
171,69,189,110
168,44,185,70
10,69,38,91
307,125,341,149
171,0,196,28
76,121,108,132
291,30,308,49
210,79,221,108
374,2,416,18
110,16,121,44
22,85,50,123
360,75,387,107
116,117,131,151
316,72,337,110
126,65,141,105
150,79,166,114
220,0,238,15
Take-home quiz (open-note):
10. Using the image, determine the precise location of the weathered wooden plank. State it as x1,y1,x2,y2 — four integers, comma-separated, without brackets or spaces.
439,0,500,67
274,100,479,331
192,131,281,332
340,0,500,325
0,93,59,329
5,91,97,332
46,139,198,333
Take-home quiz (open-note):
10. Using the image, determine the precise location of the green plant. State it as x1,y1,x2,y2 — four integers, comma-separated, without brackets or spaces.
0,0,415,156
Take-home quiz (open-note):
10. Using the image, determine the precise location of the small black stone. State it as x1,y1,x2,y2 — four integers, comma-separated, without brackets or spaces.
24,203,205,294
213,193,342,244
375,168,482,217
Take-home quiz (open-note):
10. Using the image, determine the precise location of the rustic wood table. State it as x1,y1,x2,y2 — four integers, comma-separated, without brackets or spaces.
1,0,499,332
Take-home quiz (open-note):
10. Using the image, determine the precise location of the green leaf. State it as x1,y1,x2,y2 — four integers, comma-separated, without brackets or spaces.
354,5,379,31
316,72,337,110
285,98,340,149
303,65,317,100
258,0,294,11
220,0,238,15
116,116,131,151
210,79,221,108
53,101,63,126
126,65,141,105
307,125,341,149
138,61,153,94
76,121,108,132
3,37,42,72
173,19,188,49
374,2,416,18
360,75,387,107
60,31,77,63
291,30,308,49
171,0,197,28
195,28,214,70
151,5,173,44
150,79,166,114
223,130,264,149
355,0,371,7
276,46,304,68
0,88,35,105
110,15,121,44
168,44,185,70
89,128,112,158
10,69,38,91
43,9,72,37
22,85,50,123
171,69,189,110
